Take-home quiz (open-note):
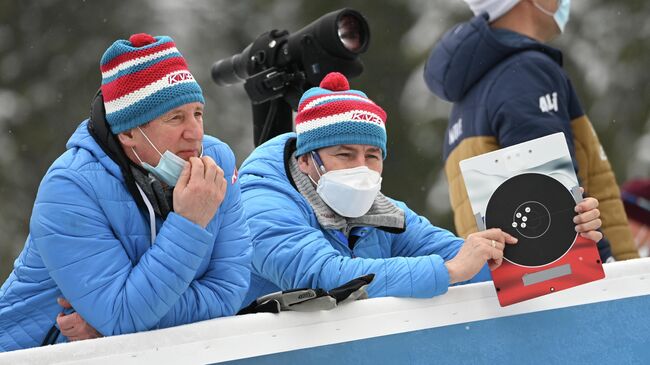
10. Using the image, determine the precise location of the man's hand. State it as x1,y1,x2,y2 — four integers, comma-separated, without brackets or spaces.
574,196,603,242
174,156,227,228
56,298,102,342
445,228,518,284
445,194,602,284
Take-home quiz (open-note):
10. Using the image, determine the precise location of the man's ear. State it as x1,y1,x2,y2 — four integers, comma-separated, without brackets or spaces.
117,129,137,148
297,154,311,174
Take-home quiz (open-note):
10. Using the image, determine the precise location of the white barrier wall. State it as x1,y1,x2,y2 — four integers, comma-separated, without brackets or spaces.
2,258,650,364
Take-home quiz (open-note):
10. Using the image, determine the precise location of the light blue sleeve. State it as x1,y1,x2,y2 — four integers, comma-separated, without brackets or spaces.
390,201,464,260
242,184,451,299
390,201,492,285
157,147,252,327
32,167,216,336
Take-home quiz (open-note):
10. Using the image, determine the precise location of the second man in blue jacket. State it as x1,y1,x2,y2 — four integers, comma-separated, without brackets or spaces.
239,72,603,306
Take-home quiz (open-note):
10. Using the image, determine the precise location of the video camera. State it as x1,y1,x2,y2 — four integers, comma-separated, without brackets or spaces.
211,8,370,146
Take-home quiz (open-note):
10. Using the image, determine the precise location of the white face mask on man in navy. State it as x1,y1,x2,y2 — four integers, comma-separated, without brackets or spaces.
532,0,571,33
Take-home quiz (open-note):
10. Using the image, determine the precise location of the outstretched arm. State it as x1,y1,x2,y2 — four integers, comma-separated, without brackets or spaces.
244,187,453,299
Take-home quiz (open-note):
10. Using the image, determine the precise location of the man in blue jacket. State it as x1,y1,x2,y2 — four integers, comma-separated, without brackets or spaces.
0,33,252,351
423,0,637,262
239,72,603,306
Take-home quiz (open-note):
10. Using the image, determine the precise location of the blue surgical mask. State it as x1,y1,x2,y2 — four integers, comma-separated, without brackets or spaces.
132,127,188,187
534,0,571,33
554,0,571,33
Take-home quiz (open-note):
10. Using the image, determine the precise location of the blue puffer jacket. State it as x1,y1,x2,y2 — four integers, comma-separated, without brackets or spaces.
0,120,252,352
240,133,491,306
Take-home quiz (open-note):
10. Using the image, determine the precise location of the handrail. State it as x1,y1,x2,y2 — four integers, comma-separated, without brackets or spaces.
2,258,650,364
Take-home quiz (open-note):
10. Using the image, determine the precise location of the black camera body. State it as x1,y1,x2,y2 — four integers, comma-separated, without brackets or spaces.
212,8,370,145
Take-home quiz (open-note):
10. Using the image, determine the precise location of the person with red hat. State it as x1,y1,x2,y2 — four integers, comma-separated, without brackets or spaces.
0,34,252,351
621,179,650,257
237,72,604,308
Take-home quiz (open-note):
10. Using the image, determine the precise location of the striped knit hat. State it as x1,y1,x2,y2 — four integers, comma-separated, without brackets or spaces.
100,33,205,134
295,72,387,158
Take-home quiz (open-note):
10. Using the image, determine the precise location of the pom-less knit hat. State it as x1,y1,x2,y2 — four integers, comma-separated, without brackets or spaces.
295,72,387,158
100,33,205,134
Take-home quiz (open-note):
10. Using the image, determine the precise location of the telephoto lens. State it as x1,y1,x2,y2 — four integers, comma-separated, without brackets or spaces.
211,44,253,87
210,8,369,88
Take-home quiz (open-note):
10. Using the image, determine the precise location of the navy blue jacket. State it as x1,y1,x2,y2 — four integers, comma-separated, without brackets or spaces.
425,14,582,163
423,14,637,261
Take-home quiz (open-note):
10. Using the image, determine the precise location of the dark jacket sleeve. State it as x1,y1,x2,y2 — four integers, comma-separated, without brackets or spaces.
487,51,578,167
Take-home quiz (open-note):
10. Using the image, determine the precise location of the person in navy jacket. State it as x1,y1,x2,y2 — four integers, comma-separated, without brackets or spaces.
423,0,637,261
239,72,603,307
0,33,252,351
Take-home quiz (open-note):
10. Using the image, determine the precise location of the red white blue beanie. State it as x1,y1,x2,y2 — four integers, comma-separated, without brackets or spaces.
100,33,205,134
295,72,387,158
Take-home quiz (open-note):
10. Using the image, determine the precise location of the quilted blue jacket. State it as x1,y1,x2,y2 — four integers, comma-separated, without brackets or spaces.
0,120,252,351
240,133,491,306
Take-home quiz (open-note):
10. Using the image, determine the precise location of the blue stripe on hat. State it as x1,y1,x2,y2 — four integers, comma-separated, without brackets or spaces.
107,82,204,134
295,121,387,158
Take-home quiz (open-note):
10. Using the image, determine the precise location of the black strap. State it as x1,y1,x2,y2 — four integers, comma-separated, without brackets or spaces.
328,274,374,303
40,325,60,346
237,299,281,315
237,274,375,315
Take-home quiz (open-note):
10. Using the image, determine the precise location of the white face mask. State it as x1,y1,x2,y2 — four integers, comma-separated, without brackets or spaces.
310,153,382,218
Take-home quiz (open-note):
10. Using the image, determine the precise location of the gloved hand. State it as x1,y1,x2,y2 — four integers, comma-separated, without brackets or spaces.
238,274,375,315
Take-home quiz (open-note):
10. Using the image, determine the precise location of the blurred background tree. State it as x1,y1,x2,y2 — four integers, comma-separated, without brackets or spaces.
1,0,648,280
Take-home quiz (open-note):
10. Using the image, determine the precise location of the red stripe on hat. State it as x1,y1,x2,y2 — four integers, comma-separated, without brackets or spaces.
295,99,386,125
101,56,189,102
297,93,375,113
100,41,176,73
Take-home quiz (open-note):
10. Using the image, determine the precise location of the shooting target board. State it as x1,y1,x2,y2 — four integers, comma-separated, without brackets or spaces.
460,133,604,306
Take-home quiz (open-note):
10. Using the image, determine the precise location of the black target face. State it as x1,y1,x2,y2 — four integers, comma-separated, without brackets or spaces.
485,173,577,267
